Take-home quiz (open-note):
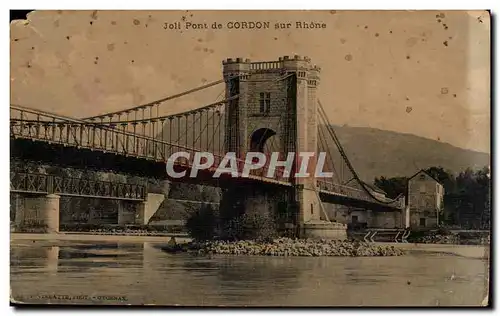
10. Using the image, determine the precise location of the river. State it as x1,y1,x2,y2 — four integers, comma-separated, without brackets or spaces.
10,236,489,306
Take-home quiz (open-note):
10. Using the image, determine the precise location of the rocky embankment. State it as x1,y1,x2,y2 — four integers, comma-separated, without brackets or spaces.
409,232,490,245
410,234,458,244
163,238,406,257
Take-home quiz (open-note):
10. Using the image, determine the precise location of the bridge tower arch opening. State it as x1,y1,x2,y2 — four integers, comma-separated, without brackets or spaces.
221,56,339,238
249,128,277,153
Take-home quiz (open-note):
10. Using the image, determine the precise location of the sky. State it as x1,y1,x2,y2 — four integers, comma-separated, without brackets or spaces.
9,10,491,153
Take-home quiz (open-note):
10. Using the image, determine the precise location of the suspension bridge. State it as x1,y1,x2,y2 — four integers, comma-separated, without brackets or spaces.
10,55,406,238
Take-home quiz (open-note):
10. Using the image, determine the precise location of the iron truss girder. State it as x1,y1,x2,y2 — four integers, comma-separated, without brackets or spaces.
10,172,146,201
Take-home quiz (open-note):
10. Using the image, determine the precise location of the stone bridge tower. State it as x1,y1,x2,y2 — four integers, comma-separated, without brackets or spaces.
222,55,324,235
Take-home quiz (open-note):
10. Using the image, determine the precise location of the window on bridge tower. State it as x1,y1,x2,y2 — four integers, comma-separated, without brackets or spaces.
259,92,271,113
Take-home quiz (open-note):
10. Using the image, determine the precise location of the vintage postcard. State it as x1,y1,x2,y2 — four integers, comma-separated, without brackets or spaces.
10,10,491,307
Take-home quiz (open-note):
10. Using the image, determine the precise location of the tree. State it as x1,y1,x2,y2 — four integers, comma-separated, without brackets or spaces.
185,204,218,241
373,176,408,199
423,166,456,193
450,167,490,228
483,180,491,229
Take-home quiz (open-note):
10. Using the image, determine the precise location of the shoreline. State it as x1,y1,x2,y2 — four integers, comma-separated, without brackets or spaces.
377,242,489,260
10,232,190,243
10,233,489,259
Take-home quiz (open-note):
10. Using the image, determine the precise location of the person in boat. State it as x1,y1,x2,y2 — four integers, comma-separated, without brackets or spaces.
167,236,177,247
164,236,183,252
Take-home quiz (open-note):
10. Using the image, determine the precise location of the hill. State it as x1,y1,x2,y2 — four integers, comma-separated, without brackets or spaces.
327,125,490,182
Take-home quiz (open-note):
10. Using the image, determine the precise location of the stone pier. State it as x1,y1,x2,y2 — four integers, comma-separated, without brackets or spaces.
219,184,290,240
12,193,60,233
295,186,347,240
302,220,348,239
118,193,165,225
220,184,347,240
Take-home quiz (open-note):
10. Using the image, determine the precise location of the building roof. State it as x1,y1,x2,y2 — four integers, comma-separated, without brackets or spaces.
408,169,443,185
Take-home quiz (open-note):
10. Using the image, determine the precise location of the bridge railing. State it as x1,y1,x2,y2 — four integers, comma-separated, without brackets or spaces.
10,106,211,162
10,106,292,184
316,179,405,209
10,172,147,201
10,172,49,194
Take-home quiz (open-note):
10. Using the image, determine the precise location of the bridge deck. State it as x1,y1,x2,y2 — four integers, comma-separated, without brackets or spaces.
10,104,405,210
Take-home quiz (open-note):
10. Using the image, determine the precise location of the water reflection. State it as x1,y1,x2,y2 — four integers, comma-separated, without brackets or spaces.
10,240,488,306
11,245,60,272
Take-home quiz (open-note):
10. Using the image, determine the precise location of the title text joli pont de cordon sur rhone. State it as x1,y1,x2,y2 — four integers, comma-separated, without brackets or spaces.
163,21,327,30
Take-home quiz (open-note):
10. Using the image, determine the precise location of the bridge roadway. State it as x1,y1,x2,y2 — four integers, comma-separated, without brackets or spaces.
10,167,403,210
10,105,404,211
10,164,403,214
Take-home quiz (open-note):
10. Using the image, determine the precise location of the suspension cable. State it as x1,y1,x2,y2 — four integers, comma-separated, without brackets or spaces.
317,100,403,205
91,96,239,125
81,74,244,120
317,121,341,183
207,108,224,154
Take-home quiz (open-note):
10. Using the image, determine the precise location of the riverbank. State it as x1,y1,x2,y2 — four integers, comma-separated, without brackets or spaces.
377,242,490,260
10,232,190,244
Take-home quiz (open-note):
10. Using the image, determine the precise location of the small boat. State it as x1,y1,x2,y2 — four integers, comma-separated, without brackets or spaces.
161,237,184,253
